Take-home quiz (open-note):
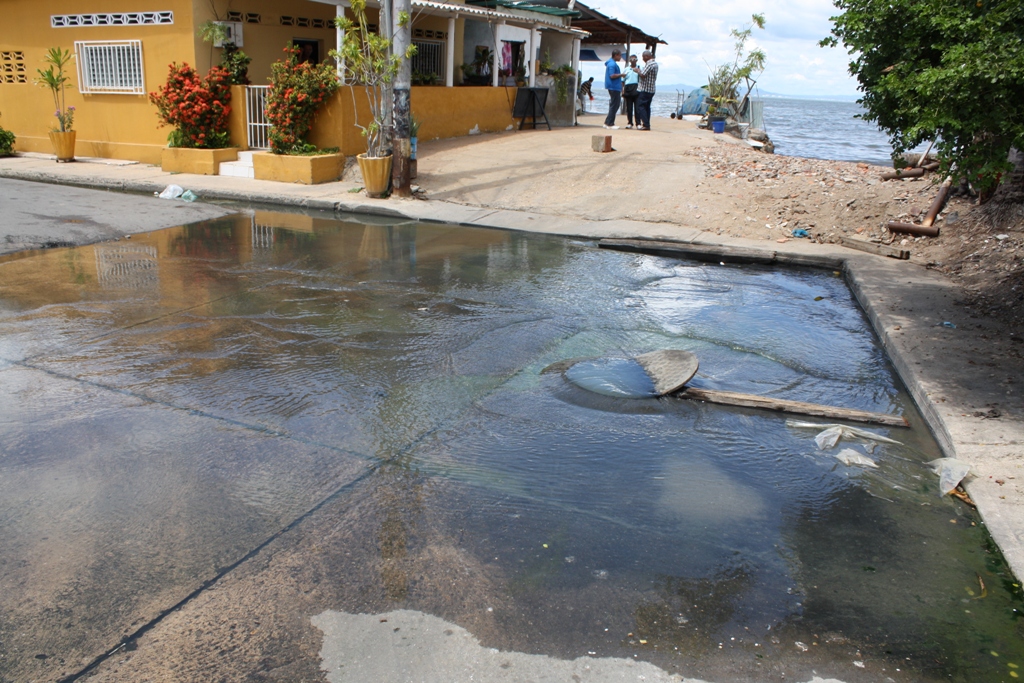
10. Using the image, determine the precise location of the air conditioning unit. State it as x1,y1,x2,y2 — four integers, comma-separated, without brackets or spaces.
212,21,244,47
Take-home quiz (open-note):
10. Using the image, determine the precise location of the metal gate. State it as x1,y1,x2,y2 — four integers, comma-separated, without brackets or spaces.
245,85,270,150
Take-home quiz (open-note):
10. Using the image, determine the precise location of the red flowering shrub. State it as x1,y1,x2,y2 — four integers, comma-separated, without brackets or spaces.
266,47,339,154
149,63,232,149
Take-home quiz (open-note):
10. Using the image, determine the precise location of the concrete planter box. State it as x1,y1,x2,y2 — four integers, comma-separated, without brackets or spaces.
161,147,239,175
252,152,343,185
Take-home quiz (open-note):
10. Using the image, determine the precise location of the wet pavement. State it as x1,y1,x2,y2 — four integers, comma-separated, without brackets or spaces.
2,211,1023,683
0,177,233,255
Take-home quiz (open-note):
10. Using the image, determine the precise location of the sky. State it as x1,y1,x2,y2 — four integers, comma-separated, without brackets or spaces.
577,0,862,98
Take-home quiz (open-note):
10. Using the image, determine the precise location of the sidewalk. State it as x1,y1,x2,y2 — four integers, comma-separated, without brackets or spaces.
1,127,1022,585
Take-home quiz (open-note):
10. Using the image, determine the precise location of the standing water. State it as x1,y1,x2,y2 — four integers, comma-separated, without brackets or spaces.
0,213,1021,682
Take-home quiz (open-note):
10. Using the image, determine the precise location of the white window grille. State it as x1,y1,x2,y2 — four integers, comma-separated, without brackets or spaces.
251,217,275,250
246,85,270,150
75,40,145,95
52,12,173,27
411,41,444,80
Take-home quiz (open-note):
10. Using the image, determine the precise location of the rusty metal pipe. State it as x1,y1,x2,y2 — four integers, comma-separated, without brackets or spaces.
881,167,926,180
887,221,939,237
921,177,953,228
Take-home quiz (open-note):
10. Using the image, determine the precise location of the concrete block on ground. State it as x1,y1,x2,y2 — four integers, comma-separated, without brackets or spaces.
591,135,612,153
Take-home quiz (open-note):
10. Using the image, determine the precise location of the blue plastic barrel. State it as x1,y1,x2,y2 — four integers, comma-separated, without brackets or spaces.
711,119,726,134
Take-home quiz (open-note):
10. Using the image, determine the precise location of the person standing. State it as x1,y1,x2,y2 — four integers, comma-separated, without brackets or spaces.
578,76,594,114
621,55,640,128
636,50,659,131
603,49,623,129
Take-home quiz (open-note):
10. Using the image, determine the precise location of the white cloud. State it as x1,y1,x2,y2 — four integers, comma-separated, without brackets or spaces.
576,0,859,97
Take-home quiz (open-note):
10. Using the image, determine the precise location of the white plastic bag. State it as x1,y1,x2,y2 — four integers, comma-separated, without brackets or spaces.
788,420,903,449
814,426,844,450
834,448,878,468
158,184,184,199
929,458,973,495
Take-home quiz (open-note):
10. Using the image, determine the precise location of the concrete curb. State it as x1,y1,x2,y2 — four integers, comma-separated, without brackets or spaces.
3,160,1022,583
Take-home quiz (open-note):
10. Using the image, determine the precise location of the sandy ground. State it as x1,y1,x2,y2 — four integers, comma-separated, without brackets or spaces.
417,117,1022,328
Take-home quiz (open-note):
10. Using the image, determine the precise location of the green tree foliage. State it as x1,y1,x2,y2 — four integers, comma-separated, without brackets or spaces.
705,14,766,116
823,0,1024,194
0,112,15,157
265,47,340,154
333,0,415,158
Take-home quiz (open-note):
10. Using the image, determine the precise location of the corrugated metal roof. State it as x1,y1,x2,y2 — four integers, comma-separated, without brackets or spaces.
411,0,587,33
465,0,580,18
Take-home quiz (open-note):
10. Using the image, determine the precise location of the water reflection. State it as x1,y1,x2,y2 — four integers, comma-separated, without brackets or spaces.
0,210,1020,683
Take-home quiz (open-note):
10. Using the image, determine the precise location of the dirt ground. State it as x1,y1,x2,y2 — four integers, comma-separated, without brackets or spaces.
417,118,1023,331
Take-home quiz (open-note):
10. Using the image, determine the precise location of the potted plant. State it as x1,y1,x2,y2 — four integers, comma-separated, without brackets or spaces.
35,47,76,162
149,63,238,173
703,14,766,135
551,64,575,105
198,21,251,85
333,0,413,197
254,46,342,184
0,112,15,157
459,47,492,86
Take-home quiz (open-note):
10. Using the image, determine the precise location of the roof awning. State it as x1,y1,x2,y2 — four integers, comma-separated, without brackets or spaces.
572,3,665,47
512,0,666,47
308,0,589,34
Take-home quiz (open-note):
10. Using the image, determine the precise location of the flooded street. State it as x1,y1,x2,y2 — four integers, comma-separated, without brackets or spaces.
1,211,1021,683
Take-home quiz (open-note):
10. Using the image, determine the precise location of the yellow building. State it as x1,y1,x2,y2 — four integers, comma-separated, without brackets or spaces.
0,0,586,164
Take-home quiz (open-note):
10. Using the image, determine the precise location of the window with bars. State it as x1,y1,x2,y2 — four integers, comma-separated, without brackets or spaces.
411,40,444,82
1,51,27,84
75,40,145,95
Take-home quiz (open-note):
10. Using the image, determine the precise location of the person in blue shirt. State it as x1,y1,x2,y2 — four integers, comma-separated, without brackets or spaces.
621,54,640,128
603,49,623,129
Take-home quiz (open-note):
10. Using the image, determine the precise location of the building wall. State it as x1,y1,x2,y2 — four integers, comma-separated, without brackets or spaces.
192,0,342,84
0,0,535,164
301,84,516,156
0,0,199,164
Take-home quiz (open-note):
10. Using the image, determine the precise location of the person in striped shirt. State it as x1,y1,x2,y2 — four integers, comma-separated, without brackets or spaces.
636,50,658,131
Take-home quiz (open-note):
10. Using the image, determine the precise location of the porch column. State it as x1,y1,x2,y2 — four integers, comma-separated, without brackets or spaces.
336,4,346,83
492,22,504,87
446,16,456,86
571,36,581,124
528,25,540,87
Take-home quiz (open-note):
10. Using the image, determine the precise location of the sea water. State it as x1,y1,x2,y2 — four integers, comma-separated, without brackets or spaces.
586,91,906,166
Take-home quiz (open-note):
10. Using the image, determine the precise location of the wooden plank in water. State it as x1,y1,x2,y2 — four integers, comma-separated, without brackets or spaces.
677,387,909,428
838,236,910,260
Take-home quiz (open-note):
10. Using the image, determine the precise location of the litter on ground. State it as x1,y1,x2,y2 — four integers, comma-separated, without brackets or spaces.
834,448,879,468
929,458,974,495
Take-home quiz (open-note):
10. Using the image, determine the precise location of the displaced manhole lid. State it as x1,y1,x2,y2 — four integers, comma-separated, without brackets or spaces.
635,349,699,395
545,349,699,398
